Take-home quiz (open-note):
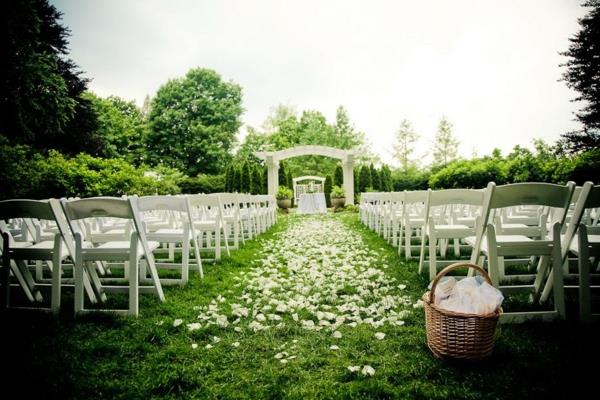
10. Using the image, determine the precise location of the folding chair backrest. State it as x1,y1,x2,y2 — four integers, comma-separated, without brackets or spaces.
64,197,135,221
428,189,485,208
0,199,55,221
0,199,77,258
404,190,427,204
136,195,188,213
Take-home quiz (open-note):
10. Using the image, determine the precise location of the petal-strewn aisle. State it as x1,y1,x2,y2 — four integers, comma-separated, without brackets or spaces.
184,215,417,340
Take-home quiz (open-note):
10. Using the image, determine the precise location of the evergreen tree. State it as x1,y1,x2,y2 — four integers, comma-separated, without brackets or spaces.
1,0,100,154
278,162,287,186
380,164,393,191
369,164,377,190
324,175,333,207
354,167,360,196
286,170,293,190
559,0,600,153
359,165,372,193
373,168,382,191
241,161,252,193
251,165,262,194
262,165,268,194
334,164,344,187
224,165,232,192
232,165,242,192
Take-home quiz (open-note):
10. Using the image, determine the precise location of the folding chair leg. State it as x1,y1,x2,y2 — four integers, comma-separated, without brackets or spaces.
215,229,221,261
429,237,438,281
551,232,566,319
579,241,592,322
1,233,10,308
74,257,85,315
16,259,42,301
181,240,189,285
50,236,62,314
418,235,426,274
128,242,139,317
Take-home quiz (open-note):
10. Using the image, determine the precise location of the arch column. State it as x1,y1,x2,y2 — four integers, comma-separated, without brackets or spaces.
266,155,279,196
342,154,354,205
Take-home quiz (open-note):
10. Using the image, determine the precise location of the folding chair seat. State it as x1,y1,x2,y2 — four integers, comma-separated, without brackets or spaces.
418,189,484,279
136,195,203,285
467,181,575,323
0,199,96,313
62,197,164,316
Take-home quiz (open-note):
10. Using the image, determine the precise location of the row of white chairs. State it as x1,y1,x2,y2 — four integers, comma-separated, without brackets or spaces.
360,182,600,323
0,193,277,316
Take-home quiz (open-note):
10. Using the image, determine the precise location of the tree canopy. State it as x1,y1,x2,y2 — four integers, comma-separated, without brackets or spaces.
560,0,600,152
85,93,147,165
0,0,100,154
146,68,243,175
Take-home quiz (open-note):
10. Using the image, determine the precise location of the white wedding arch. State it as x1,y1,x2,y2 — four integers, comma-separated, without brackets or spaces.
255,145,355,205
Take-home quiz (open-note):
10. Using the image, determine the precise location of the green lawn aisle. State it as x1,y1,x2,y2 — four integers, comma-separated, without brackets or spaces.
4,213,599,399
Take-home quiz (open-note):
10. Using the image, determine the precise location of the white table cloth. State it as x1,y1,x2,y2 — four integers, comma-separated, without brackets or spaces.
297,193,327,214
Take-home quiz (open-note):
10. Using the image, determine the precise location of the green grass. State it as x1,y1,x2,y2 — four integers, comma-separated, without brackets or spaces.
4,213,599,399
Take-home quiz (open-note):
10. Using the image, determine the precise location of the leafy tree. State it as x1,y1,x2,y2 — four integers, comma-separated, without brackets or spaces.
559,1,600,152
334,164,344,187
324,175,333,207
85,93,147,165
0,0,100,154
432,117,459,166
359,165,372,193
233,126,271,163
146,68,243,175
393,119,420,172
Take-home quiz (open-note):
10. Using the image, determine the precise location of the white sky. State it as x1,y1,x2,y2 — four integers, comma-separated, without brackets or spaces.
52,0,587,166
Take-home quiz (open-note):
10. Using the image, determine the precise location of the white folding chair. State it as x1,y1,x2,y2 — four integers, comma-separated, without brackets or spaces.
418,189,484,279
400,190,428,259
136,195,203,285
467,182,575,323
540,182,600,321
188,194,230,262
0,199,96,313
62,197,164,316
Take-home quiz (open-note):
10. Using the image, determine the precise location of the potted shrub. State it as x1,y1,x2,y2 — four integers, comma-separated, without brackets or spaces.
276,187,293,210
330,185,346,209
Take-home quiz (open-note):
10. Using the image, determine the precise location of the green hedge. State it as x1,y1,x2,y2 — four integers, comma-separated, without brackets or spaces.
0,136,182,199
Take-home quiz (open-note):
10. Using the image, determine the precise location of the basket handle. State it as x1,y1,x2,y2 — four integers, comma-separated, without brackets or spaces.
429,262,493,305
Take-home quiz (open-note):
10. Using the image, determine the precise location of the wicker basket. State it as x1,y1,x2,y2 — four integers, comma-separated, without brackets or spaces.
423,262,502,361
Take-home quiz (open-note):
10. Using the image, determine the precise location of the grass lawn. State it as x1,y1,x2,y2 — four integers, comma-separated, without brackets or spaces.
4,212,599,399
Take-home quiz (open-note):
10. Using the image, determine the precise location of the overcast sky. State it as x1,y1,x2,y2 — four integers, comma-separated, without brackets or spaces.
52,0,587,166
